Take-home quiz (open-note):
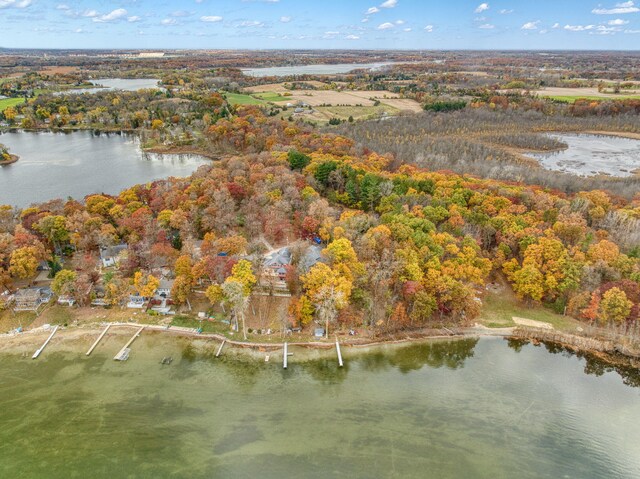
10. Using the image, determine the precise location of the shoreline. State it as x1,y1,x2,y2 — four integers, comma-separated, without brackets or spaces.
0,153,19,165
1,321,637,370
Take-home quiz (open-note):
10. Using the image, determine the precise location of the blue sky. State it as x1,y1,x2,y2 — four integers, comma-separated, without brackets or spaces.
1,0,639,49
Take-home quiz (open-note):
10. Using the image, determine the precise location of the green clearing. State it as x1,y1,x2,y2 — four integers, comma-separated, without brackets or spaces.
478,290,579,331
253,92,289,102
170,314,229,333
0,97,25,110
316,104,400,122
543,95,640,103
224,92,267,106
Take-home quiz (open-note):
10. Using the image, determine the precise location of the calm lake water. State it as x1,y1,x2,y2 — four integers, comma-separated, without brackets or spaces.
242,62,393,77
0,336,638,478
526,133,640,177
0,131,209,207
59,78,162,95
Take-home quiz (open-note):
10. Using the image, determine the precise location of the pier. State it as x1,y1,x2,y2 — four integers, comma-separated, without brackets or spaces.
215,340,226,358
283,342,294,369
86,324,111,356
114,326,144,361
335,340,344,367
32,325,59,359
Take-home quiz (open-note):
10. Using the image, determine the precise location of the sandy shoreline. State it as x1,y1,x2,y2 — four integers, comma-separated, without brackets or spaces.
0,321,511,357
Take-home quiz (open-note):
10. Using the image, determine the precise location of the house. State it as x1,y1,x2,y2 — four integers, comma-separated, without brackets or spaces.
57,295,76,307
99,244,128,268
127,294,147,309
299,244,324,272
263,247,292,282
13,287,52,312
155,278,174,298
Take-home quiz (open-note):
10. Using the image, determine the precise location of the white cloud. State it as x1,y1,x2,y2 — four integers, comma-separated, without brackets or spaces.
592,1,639,14
366,6,379,14
238,20,264,27
82,10,98,18
200,15,223,22
361,18,369,22
608,18,629,25
475,3,489,13
564,24,595,31
395,19,405,24
56,4,69,10
92,8,128,23
521,21,540,30
280,16,291,22
403,27,412,31
424,25,433,32
552,22,561,28
345,34,360,40
380,0,397,7
499,9,513,14
478,23,494,29
170,10,192,17
0,0,31,8
377,22,395,30
127,16,141,22
161,18,177,25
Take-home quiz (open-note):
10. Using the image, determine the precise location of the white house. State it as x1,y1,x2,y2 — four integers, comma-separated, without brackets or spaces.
100,244,128,268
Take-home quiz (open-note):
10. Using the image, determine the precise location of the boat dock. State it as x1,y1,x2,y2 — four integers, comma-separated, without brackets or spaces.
215,340,226,358
32,325,59,359
283,342,294,369
86,324,111,356
114,326,144,361
335,340,344,367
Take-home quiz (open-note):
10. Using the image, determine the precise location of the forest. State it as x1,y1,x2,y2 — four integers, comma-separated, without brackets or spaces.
1,105,639,337
0,49,640,341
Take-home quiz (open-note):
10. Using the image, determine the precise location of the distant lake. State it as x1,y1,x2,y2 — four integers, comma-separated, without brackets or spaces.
242,62,393,77
59,78,162,95
525,133,640,177
0,131,209,208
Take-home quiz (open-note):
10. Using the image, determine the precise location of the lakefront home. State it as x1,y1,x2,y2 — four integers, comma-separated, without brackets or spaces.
99,244,128,268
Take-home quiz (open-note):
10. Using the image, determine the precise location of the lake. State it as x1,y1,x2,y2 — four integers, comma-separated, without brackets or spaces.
0,335,638,478
242,62,393,77
0,131,209,208
58,78,162,95
525,133,640,177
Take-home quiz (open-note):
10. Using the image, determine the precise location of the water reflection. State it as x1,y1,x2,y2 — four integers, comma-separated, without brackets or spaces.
505,337,640,388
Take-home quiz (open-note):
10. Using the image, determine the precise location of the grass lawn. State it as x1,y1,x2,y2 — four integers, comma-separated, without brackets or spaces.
171,314,230,334
315,104,400,122
0,97,25,110
478,291,579,331
544,95,640,103
253,92,289,102
224,92,267,106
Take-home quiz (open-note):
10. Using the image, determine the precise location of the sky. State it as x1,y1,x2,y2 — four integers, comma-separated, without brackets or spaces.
0,0,639,50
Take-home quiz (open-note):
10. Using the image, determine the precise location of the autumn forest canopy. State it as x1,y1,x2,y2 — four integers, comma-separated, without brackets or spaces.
0,49,639,338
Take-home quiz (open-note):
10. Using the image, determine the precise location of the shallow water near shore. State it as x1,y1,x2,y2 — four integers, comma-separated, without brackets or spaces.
1,335,639,478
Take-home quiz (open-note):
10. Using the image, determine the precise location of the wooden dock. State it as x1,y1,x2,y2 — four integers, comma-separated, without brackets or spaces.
32,325,59,359
335,340,344,367
215,340,226,358
283,342,293,369
114,326,144,361
86,324,111,356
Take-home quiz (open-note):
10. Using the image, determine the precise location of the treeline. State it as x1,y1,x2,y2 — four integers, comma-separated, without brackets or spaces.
337,108,640,198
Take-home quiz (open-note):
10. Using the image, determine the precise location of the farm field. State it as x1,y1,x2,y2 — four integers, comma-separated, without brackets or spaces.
223,92,267,106
0,97,25,109
537,86,640,101
244,82,421,111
